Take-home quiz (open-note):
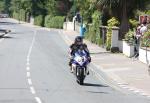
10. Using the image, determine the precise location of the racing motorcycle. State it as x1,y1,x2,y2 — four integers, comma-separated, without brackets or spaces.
71,49,89,85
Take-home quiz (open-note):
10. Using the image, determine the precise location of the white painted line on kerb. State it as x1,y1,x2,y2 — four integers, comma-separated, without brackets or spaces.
28,78,32,85
141,93,149,96
133,90,141,93
35,97,42,103
30,86,36,94
27,72,31,77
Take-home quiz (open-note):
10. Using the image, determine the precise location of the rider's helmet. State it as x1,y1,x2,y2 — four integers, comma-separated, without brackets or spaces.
74,36,83,45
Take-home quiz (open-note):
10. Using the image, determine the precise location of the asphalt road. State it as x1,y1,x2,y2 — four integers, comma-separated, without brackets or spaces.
0,18,150,103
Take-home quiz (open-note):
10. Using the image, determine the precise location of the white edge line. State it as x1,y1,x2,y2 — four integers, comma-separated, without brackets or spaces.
30,86,36,94
27,72,31,77
26,67,30,71
27,78,32,85
27,58,30,62
35,97,42,103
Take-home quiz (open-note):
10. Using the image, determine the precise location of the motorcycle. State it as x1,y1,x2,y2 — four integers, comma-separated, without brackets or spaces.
71,50,89,85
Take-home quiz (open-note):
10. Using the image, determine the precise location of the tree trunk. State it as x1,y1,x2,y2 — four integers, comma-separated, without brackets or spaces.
119,0,129,39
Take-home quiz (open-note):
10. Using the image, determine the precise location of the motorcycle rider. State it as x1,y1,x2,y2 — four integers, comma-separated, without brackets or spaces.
69,36,91,74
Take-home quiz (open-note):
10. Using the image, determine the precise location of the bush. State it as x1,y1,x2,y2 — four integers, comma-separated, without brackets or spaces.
44,16,65,29
13,12,19,20
85,25,96,43
85,10,102,46
107,17,120,27
34,15,44,26
125,29,135,45
12,10,26,21
19,9,26,21
141,30,150,47
129,19,139,30
44,15,53,27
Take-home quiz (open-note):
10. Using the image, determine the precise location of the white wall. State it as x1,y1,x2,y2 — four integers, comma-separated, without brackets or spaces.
139,48,150,64
122,41,134,57
30,17,34,25
63,22,74,31
75,22,80,33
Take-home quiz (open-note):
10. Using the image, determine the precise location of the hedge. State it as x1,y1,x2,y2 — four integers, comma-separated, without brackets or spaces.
19,9,26,21
34,15,44,26
13,12,19,20
44,15,65,29
12,9,26,21
44,15,53,27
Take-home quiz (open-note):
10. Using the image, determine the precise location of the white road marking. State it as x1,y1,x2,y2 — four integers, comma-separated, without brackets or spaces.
26,66,30,71
35,97,42,103
25,30,42,102
28,78,32,85
27,30,37,58
27,62,30,66
27,58,30,62
27,72,31,77
30,86,36,94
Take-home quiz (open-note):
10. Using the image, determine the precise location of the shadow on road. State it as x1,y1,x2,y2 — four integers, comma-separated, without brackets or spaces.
0,21,17,25
90,52,111,55
0,36,13,39
83,83,108,87
87,91,109,94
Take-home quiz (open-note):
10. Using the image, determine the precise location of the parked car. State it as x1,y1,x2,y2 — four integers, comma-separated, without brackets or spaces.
0,29,11,37
0,14,9,18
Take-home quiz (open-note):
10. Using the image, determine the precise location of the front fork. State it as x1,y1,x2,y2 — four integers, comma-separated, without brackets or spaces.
72,64,87,76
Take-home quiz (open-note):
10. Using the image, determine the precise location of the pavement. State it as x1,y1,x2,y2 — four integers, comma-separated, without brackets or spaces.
61,30,150,98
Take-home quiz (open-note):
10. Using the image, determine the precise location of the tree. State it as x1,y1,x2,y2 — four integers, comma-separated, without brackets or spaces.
97,0,149,38
3,0,11,13
0,0,5,13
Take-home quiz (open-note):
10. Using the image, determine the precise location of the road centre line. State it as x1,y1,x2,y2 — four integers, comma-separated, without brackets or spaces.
25,30,42,103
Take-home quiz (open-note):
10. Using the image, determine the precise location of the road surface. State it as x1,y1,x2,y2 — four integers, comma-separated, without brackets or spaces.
0,18,149,103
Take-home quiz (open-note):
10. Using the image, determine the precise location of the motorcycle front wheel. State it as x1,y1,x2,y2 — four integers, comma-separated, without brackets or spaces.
77,68,84,85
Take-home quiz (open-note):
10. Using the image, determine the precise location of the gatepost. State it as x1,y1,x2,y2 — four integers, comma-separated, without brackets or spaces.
111,27,120,53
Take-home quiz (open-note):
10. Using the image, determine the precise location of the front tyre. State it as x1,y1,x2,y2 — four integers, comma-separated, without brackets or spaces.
78,68,84,85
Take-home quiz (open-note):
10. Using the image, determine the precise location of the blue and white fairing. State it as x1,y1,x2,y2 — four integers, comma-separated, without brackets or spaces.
72,50,89,67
